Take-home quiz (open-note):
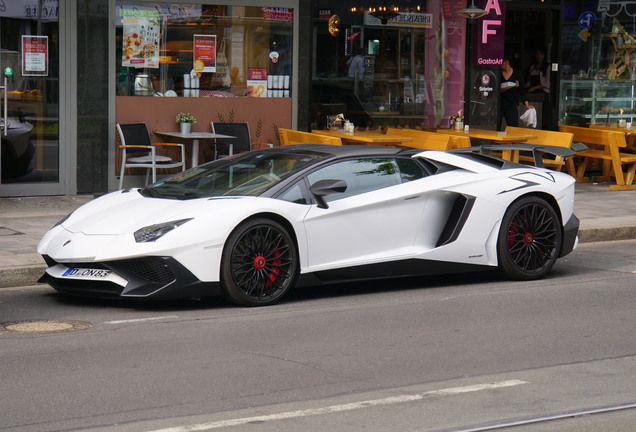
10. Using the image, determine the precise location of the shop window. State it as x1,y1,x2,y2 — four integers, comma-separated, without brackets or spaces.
312,11,429,130
115,2,293,98
560,2,636,126
1,13,60,186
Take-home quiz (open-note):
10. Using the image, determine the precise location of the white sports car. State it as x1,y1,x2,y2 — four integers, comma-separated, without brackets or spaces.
38,144,579,306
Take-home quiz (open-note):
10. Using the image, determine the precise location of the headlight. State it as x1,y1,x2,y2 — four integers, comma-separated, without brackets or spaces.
134,218,193,243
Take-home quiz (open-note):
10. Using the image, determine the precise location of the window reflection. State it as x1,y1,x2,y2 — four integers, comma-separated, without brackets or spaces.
1,11,59,185
115,2,293,99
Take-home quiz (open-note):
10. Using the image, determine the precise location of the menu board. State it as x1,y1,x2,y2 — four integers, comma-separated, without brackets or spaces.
22,36,49,76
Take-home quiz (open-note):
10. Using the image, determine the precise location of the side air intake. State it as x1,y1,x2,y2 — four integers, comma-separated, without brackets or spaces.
436,195,475,247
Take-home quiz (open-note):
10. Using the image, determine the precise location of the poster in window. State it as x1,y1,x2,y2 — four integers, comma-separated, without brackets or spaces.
22,36,48,76
247,68,268,97
121,15,160,69
193,34,217,73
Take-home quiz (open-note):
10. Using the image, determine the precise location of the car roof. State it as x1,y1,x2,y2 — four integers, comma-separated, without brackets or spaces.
265,144,416,158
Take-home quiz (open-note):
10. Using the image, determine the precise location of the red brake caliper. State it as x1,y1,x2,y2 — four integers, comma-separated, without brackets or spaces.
508,222,518,247
509,222,534,247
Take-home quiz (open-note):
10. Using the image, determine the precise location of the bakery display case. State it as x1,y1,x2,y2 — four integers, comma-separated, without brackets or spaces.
559,79,636,126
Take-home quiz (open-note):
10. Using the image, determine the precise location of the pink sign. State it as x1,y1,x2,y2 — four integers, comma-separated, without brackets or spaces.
22,36,49,76
473,0,505,66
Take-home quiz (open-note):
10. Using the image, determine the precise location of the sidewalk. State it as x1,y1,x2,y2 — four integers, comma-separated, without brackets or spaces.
1,183,635,288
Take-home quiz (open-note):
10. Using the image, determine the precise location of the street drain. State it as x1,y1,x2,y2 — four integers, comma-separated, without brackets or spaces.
0,320,92,334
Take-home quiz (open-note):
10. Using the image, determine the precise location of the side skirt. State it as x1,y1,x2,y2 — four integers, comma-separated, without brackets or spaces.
298,259,491,287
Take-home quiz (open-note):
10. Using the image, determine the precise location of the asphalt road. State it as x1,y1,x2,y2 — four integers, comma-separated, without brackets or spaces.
1,240,635,432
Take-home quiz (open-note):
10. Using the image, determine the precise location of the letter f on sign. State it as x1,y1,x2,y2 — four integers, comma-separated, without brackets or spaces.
482,20,501,44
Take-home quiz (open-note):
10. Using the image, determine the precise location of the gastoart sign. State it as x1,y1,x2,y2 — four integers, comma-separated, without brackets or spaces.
473,0,505,66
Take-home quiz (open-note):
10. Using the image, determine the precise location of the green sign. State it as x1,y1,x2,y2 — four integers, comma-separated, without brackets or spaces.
3,66,13,77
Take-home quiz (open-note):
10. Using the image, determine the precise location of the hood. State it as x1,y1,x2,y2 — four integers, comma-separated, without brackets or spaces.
62,190,242,235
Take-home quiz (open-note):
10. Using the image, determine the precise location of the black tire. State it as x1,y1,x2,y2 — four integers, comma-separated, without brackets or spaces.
221,218,298,306
497,196,562,280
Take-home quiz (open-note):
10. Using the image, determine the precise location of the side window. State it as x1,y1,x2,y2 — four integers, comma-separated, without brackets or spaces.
307,158,403,202
396,158,428,182
278,183,309,204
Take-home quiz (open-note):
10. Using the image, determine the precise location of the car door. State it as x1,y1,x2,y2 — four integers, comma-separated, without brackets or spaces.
301,157,429,273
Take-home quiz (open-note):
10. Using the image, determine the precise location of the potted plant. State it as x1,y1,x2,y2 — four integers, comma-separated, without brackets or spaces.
176,112,196,134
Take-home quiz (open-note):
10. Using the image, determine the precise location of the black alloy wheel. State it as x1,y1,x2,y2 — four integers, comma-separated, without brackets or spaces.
221,218,298,306
497,196,562,280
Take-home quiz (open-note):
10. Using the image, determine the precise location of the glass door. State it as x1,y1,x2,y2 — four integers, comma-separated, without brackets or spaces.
1,2,62,195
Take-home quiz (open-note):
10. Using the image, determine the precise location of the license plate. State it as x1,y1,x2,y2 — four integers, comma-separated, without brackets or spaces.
62,268,112,279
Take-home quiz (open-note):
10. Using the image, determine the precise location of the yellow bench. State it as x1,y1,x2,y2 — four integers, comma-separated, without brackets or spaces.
384,128,465,150
505,126,575,174
278,128,343,146
559,125,636,190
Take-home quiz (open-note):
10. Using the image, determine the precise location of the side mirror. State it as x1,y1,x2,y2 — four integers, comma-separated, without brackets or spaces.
309,179,347,209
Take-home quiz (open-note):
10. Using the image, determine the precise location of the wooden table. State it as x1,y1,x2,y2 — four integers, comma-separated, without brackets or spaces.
562,124,636,190
437,128,539,162
590,124,636,150
312,129,413,146
437,128,539,143
155,131,236,167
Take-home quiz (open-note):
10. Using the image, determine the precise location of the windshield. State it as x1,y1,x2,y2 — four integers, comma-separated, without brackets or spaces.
141,150,328,199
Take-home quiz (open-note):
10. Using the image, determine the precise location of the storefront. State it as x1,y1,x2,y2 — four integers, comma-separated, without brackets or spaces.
114,1,298,186
559,1,636,127
1,0,299,197
3,1,635,197
1,0,67,196
310,1,472,131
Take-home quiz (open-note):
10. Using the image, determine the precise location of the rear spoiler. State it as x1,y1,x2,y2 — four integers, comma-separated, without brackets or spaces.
450,144,576,169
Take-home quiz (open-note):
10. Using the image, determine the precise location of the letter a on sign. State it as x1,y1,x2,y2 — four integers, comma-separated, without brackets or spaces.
483,0,502,15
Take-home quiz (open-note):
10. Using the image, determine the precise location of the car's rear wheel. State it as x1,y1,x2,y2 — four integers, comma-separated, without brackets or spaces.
221,218,298,306
497,196,562,280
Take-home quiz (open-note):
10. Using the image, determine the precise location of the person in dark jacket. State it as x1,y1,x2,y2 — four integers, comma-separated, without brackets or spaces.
499,56,533,130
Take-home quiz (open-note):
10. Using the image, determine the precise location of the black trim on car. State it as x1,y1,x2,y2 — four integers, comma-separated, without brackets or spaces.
299,259,489,285
39,256,220,300
560,214,580,257
436,195,476,247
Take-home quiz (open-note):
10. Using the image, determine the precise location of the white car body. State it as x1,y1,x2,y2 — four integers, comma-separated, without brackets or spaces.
38,145,579,305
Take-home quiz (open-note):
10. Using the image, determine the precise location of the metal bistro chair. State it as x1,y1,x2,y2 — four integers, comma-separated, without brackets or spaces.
116,123,185,189
210,122,254,159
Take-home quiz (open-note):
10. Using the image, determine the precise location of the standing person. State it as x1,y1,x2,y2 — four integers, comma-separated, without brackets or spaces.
526,47,552,129
347,47,366,78
500,56,533,130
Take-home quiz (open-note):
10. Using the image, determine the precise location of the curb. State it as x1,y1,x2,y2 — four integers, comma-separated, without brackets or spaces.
1,226,635,290
578,226,636,244
0,265,46,289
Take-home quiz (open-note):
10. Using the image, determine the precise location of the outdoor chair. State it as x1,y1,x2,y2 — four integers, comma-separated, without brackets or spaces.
116,123,185,189
210,122,254,159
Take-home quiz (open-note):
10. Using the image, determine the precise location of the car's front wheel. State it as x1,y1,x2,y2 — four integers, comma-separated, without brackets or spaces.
497,196,562,280
221,218,298,306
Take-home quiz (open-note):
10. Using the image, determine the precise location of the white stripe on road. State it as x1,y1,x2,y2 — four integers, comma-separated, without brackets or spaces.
103,316,179,325
147,379,528,432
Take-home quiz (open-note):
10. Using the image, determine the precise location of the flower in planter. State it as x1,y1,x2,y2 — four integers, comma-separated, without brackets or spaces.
176,112,197,124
